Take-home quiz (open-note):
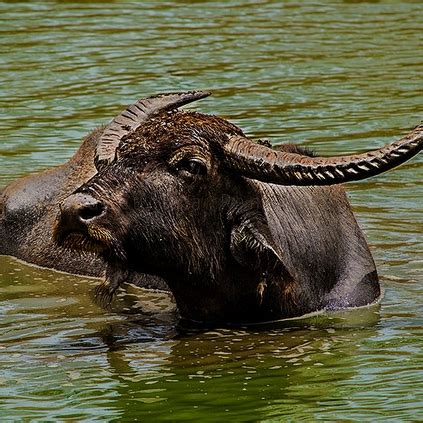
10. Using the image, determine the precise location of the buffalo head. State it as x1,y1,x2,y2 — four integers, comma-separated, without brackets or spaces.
54,91,422,323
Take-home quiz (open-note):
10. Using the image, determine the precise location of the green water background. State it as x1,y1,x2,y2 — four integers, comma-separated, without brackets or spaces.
0,1,422,421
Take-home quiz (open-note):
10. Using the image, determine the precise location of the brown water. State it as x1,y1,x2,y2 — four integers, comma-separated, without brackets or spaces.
0,1,422,421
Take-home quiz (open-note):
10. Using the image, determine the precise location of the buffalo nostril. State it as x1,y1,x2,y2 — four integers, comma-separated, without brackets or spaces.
78,202,105,221
59,193,105,230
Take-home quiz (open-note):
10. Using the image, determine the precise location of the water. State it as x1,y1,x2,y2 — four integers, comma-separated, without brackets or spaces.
0,1,422,421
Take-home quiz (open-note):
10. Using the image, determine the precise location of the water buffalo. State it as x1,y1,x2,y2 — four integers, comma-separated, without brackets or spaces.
53,91,422,324
0,127,102,275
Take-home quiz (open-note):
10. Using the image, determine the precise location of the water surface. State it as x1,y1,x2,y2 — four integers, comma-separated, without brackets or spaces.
0,1,422,421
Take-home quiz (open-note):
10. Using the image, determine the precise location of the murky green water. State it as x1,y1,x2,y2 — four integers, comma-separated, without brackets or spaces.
0,1,422,421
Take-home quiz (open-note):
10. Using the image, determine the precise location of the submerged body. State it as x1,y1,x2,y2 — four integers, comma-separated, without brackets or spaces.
54,91,422,324
0,128,102,275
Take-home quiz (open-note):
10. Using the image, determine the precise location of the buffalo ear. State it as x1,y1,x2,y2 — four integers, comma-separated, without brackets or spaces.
229,212,284,273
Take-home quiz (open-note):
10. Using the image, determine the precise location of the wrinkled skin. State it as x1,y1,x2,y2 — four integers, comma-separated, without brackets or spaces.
55,111,380,323
0,127,167,290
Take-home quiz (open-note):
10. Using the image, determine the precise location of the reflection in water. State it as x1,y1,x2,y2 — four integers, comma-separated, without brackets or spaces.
1,255,421,421
0,1,422,420
103,322,376,420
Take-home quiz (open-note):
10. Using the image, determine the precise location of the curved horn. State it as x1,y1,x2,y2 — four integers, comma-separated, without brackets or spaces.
223,124,423,185
95,90,211,169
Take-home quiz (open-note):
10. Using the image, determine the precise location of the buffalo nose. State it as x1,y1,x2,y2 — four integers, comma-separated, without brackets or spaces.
60,193,105,227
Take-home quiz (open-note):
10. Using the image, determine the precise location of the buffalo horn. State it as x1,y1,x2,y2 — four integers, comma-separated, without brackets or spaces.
224,123,423,185
95,90,211,169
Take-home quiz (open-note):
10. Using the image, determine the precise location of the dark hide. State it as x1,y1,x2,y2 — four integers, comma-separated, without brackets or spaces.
55,111,381,323
0,128,102,274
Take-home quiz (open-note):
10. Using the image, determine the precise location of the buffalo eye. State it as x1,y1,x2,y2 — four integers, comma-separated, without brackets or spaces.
176,158,207,176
